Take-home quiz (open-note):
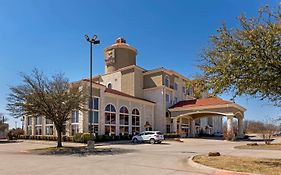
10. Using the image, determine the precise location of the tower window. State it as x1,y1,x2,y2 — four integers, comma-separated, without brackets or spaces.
107,83,112,89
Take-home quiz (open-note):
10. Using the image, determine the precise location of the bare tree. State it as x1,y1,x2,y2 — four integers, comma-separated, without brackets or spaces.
6,69,86,147
261,120,278,145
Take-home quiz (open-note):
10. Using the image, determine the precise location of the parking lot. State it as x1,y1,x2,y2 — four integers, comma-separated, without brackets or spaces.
1,137,281,175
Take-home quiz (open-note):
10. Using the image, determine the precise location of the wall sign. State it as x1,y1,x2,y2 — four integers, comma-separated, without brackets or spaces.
105,49,115,65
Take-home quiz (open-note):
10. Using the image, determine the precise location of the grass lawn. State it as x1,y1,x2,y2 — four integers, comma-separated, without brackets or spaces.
235,143,281,150
193,155,281,175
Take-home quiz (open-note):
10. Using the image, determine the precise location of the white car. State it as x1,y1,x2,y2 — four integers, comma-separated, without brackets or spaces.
132,131,164,144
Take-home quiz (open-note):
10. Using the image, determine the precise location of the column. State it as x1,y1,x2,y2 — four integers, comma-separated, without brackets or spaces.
226,115,234,140
116,99,119,136
42,117,45,135
129,102,132,135
237,117,244,138
31,117,35,135
23,116,28,134
179,117,182,134
172,118,177,133
190,119,195,137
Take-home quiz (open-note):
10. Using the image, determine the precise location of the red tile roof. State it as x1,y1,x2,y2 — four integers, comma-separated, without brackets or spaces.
169,97,233,109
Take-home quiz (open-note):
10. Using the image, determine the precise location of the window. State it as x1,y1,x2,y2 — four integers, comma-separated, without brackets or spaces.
45,126,53,135
107,83,112,89
35,126,42,135
46,119,53,124
27,127,32,135
132,109,140,135
164,75,170,87
35,116,42,125
166,125,171,133
89,111,99,123
182,86,186,94
105,104,116,136
174,97,178,104
89,97,99,110
93,97,99,110
71,124,79,136
119,106,129,135
166,94,170,102
174,83,178,90
187,87,193,96
27,117,32,125
71,111,79,123
89,97,99,134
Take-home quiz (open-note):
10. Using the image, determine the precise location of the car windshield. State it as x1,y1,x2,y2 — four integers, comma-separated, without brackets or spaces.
156,132,162,135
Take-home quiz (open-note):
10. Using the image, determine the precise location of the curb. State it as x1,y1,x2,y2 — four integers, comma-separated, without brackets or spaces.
188,155,261,175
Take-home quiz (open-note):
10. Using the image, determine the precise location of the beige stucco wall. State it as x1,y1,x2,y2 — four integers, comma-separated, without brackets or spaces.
144,87,165,132
105,48,137,74
143,72,163,89
99,71,122,91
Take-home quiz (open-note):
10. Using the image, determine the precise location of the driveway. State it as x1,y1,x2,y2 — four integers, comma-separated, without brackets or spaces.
0,138,280,175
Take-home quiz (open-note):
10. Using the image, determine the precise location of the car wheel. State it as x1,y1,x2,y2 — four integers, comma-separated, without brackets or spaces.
157,141,162,144
133,138,138,144
149,138,155,144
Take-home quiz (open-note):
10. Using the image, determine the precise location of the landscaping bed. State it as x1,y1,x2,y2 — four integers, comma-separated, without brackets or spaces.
193,155,281,175
29,146,134,156
235,143,281,150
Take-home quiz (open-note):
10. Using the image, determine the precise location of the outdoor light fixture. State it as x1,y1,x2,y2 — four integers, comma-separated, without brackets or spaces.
84,34,100,44
84,34,100,143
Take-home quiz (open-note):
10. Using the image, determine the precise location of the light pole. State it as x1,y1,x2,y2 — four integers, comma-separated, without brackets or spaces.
84,34,100,140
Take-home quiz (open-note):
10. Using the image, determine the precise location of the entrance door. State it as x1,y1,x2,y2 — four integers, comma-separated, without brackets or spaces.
181,124,189,137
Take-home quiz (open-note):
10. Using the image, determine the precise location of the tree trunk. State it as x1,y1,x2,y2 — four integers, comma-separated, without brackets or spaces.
57,129,62,147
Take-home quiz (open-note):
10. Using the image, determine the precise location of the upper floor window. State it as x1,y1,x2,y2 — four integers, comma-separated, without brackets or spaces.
27,117,32,125
164,75,170,87
71,111,79,123
187,87,193,96
89,97,99,110
182,86,186,94
174,83,178,90
35,116,42,125
46,118,53,125
107,83,112,89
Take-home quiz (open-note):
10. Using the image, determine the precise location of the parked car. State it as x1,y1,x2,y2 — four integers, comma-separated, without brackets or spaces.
132,131,164,144
273,132,281,136
213,132,223,137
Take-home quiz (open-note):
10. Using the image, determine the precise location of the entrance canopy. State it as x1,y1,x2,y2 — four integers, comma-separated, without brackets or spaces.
169,97,246,120
168,97,246,138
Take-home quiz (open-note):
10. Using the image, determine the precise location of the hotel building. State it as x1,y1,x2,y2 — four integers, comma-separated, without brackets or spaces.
23,38,246,138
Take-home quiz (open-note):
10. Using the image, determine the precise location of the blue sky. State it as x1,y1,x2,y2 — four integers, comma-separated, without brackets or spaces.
0,0,280,128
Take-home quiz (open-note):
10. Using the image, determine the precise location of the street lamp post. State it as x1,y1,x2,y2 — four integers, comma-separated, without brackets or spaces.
84,34,100,142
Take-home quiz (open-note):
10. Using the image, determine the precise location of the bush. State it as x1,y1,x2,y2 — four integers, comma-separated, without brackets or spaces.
164,133,180,139
80,133,92,143
208,152,221,156
247,143,258,146
7,128,24,140
73,133,83,142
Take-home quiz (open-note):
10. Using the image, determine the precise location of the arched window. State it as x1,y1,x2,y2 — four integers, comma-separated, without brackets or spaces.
107,83,112,89
132,109,140,135
105,104,116,136
164,75,170,87
119,106,129,135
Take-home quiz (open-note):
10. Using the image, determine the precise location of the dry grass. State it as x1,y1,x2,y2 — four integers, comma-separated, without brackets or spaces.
235,143,281,150
193,155,281,175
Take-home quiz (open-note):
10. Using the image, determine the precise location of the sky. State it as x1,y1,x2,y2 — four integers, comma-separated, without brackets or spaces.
0,0,280,128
